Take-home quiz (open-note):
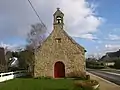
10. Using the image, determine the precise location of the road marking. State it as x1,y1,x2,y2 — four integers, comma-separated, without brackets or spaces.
102,69,120,71
87,72,120,87
87,69,120,76
100,71,120,76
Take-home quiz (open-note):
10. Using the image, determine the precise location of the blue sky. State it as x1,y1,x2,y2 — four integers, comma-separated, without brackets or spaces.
0,0,120,57
74,0,120,56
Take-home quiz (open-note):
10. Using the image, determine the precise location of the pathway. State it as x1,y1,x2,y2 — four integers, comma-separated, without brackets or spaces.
87,72,120,90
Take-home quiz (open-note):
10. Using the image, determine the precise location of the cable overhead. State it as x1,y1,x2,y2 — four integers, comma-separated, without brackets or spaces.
27,1,120,42
27,0,47,30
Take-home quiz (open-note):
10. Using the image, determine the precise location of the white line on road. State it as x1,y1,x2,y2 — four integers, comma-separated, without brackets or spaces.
100,71,120,76
87,72,120,87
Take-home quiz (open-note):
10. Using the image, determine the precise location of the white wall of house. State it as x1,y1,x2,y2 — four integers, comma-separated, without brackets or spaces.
105,62,115,66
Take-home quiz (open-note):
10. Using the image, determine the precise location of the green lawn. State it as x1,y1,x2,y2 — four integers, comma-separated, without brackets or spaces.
0,78,85,90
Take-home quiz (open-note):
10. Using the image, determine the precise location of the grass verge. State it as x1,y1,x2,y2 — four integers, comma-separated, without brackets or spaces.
0,78,98,90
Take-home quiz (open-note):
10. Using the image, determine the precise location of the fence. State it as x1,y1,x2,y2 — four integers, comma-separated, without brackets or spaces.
0,70,27,82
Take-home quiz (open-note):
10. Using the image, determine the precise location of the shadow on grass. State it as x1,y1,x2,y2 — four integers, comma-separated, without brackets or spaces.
45,89,69,90
17,75,33,79
45,88,82,90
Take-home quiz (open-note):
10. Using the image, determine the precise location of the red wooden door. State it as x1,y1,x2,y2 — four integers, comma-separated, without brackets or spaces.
54,61,65,78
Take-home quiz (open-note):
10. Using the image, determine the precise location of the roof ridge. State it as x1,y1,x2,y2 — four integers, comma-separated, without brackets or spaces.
61,29,85,50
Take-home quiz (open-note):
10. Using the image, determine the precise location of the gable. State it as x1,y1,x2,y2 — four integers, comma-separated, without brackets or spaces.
36,26,85,54
62,29,85,51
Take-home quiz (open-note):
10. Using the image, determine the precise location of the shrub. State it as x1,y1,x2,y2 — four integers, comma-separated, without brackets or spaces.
74,81,92,90
74,80,99,90
86,61,105,69
86,75,90,80
114,60,120,69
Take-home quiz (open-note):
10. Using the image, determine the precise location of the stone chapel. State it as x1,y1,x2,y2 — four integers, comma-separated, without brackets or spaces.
34,8,86,78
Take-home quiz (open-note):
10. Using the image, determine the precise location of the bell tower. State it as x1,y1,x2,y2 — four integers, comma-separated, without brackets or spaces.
53,8,64,29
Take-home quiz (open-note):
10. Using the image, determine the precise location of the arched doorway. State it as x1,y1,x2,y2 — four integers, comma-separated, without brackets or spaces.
54,61,65,78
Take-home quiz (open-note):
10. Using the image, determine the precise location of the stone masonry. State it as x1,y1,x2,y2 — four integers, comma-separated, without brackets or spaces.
34,8,86,78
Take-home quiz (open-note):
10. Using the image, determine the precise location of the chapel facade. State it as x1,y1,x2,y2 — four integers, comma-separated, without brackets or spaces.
34,8,86,78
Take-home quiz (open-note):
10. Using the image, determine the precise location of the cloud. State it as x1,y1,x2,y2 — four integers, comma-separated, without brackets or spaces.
79,33,97,40
87,44,120,57
86,52,104,58
108,34,120,40
60,0,104,37
0,42,16,51
95,46,99,49
97,40,102,44
0,42,25,51
0,0,104,40
105,44,120,52
113,28,120,32
0,0,39,39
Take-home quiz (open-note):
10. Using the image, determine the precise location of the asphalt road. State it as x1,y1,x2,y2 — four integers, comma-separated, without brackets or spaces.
87,69,120,85
101,69,120,74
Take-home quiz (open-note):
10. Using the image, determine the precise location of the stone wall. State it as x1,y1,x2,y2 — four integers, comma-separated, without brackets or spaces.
34,25,86,78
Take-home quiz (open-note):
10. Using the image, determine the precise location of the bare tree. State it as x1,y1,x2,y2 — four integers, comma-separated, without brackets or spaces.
27,23,47,50
25,23,48,76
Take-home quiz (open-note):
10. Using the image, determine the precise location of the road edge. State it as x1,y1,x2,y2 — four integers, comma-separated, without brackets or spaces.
87,72,120,87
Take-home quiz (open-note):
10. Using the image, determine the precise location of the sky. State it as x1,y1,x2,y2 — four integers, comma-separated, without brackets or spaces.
0,0,120,57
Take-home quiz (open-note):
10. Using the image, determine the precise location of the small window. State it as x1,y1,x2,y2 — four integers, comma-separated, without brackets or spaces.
55,38,61,43
56,16,62,24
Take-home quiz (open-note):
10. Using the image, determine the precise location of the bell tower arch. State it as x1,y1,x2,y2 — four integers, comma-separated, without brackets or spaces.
53,8,64,29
